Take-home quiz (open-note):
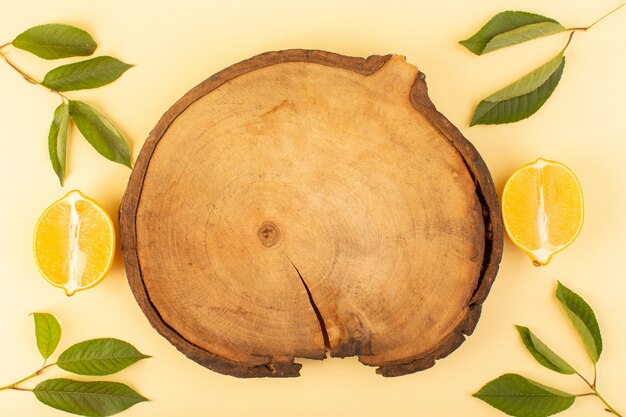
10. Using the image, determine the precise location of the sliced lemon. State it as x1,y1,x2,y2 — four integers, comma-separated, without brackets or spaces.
502,158,584,266
33,190,115,296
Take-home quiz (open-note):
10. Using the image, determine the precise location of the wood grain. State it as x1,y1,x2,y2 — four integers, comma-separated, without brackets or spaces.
120,49,503,378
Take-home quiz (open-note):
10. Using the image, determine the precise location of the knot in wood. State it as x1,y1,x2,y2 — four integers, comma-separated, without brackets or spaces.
257,221,280,247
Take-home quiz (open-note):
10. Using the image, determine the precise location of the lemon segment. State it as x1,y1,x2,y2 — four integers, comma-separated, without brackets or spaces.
502,158,584,266
33,190,115,295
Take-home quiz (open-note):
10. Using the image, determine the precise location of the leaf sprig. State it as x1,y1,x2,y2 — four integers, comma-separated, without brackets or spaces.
460,4,625,126
0,312,149,417
474,282,623,417
0,24,133,185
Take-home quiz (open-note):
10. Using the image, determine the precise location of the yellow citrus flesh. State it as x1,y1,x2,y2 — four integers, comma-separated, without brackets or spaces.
502,159,583,266
33,190,115,296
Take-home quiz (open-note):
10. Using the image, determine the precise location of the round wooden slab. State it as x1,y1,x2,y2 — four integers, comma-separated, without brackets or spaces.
120,50,503,378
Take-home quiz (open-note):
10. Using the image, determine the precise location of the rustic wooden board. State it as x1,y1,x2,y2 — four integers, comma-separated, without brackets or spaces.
120,50,503,378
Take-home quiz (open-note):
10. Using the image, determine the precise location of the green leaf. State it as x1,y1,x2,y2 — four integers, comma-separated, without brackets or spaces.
483,22,565,54
13,24,96,59
34,378,147,417
42,56,133,92
516,326,575,374
470,54,565,126
556,282,602,363
68,101,132,168
58,338,150,376
32,313,62,360
485,53,564,102
460,11,563,55
48,102,70,185
473,374,575,417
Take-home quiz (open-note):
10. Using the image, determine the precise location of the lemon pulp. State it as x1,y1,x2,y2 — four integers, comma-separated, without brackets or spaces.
33,190,115,295
502,158,584,266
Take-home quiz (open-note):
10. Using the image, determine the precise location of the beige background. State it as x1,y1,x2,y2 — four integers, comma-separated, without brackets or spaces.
1,1,625,416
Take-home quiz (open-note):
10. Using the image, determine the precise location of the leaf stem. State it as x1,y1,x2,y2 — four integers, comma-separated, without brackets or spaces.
576,371,594,387
0,362,56,392
561,31,576,53
576,371,623,417
0,50,39,85
0,42,11,49
568,3,625,31
0,371,38,391
11,386,33,392
39,362,57,374
592,387,623,417
0,49,68,100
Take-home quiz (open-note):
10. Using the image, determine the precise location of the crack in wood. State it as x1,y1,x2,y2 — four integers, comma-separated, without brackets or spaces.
286,256,331,352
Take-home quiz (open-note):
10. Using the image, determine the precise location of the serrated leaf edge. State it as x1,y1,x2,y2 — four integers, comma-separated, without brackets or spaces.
482,21,566,54
470,56,565,126
516,326,576,374
556,281,602,363
459,11,561,55
68,100,132,168
486,53,564,102
474,373,575,398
